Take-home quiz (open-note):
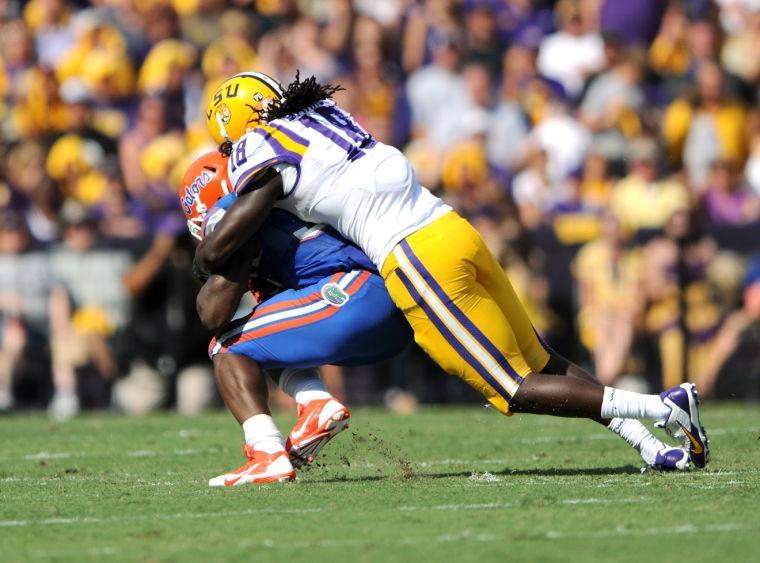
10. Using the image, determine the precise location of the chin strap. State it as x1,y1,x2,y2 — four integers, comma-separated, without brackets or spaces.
216,111,232,143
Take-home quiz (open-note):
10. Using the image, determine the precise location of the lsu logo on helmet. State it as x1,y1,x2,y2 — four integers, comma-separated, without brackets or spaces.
206,72,284,146
216,103,231,125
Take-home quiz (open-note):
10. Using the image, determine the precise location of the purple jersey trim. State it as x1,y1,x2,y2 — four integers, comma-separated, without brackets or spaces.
234,155,302,195
269,121,311,146
252,126,306,165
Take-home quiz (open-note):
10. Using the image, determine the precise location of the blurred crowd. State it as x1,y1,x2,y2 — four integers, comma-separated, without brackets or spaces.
1,0,759,419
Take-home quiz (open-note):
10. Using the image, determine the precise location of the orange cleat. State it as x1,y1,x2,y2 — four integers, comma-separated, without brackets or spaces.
208,444,295,487
286,398,350,468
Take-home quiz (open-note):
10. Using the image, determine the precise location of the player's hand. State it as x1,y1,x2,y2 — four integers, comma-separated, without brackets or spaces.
193,240,211,278
192,257,210,282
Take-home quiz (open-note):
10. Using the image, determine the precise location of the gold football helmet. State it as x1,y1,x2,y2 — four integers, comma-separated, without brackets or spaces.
205,71,284,146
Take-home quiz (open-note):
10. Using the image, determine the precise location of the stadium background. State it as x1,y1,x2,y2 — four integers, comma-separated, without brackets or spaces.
1,0,759,420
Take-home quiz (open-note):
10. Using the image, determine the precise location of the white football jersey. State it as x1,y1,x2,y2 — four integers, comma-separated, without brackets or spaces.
226,100,450,267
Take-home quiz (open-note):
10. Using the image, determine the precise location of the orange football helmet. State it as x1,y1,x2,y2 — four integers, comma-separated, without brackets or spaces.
179,150,232,240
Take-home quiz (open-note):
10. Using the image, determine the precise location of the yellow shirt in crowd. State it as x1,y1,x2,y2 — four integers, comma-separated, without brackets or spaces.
611,174,689,232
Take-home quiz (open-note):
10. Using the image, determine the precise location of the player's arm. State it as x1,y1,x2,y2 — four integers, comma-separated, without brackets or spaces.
196,240,259,333
195,168,283,274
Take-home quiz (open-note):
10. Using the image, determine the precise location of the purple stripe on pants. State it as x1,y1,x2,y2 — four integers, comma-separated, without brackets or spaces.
399,239,524,386
395,267,514,402
533,328,553,354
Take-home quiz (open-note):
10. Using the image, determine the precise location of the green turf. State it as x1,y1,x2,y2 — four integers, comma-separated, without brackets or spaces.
1,404,758,562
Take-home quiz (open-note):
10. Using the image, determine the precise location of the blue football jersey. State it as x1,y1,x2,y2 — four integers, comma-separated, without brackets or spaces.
203,194,376,289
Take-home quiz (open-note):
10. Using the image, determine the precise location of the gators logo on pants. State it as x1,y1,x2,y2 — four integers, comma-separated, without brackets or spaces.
321,283,350,307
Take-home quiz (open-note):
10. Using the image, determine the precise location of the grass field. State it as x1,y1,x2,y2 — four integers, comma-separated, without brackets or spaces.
1,404,759,562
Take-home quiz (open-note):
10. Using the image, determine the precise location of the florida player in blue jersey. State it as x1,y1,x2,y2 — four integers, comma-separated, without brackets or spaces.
180,151,411,486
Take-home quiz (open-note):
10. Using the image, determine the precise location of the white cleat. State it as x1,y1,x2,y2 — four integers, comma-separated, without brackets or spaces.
48,391,80,421
656,383,709,468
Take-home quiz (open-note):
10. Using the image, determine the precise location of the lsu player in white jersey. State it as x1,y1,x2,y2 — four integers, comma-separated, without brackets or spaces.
196,71,708,471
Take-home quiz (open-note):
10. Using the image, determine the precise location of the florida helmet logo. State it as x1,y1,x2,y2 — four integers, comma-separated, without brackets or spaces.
181,169,214,216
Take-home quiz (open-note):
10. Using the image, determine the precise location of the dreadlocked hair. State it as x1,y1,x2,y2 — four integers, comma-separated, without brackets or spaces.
267,71,343,121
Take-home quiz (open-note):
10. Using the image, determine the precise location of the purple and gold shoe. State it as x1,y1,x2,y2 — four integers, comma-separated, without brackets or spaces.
651,447,690,471
655,383,710,468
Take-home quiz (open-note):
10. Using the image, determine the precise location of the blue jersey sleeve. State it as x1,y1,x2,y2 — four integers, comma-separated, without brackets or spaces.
202,198,374,289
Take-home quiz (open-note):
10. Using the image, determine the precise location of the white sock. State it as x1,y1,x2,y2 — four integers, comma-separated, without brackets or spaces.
242,414,285,454
607,418,667,465
601,387,670,421
278,368,331,405
0,385,13,410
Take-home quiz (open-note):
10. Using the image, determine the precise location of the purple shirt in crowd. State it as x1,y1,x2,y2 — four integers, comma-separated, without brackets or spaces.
600,0,666,46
